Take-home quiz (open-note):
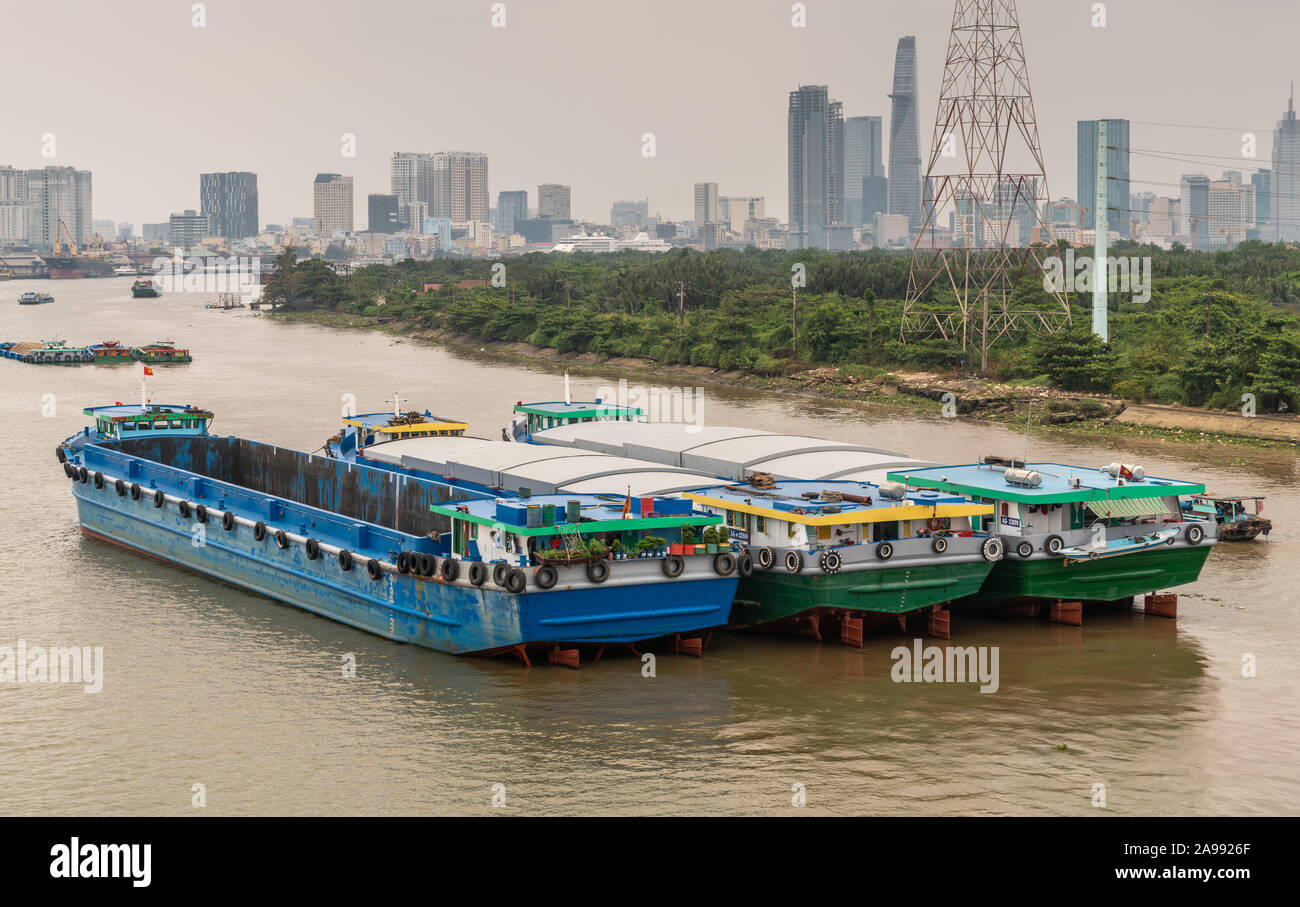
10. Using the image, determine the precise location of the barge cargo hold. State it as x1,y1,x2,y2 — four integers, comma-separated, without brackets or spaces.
59,404,738,659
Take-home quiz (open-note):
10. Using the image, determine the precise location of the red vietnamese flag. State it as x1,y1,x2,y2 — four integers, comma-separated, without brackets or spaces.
142,366,154,376
621,487,632,519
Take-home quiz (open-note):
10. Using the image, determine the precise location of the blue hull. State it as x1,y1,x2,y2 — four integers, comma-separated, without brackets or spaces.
64,440,736,657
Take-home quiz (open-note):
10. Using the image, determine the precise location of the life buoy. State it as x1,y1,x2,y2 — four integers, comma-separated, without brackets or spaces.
534,564,558,589
713,553,736,576
927,518,943,531
222,510,235,532
661,555,685,578
819,550,842,573
366,558,383,581
468,562,487,586
586,561,610,584
337,549,353,571
504,568,526,594
305,537,320,560
440,558,460,582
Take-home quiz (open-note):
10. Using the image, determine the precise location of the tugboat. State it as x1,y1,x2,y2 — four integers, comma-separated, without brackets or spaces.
131,340,191,364
88,340,135,363
131,278,162,298
55,402,738,662
18,291,54,305
1182,495,1272,540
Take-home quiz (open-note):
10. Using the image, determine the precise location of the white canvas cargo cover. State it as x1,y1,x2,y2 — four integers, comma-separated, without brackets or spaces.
559,471,723,497
752,450,937,481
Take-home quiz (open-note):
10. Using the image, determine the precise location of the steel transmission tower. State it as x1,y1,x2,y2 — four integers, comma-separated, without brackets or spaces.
900,0,1071,372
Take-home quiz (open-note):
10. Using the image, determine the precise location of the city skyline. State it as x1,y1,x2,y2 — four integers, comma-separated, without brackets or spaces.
1,0,1296,231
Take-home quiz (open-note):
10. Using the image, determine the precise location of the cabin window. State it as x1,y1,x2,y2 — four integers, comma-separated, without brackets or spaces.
726,509,750,532
122,422,134,431
816,525,832,541
756,515,766,534
872,521,900,542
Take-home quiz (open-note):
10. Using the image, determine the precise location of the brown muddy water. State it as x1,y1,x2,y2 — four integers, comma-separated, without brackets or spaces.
1,277,1296,815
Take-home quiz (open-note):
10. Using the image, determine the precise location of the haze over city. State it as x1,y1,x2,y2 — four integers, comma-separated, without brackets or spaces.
2,0,1295,228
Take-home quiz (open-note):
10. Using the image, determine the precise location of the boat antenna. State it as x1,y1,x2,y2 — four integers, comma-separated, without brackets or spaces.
387,390,405,416
564,371,572,406
1023,400,1032,465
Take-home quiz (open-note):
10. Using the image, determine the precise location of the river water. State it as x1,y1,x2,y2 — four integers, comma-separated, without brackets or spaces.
1,277,1296,816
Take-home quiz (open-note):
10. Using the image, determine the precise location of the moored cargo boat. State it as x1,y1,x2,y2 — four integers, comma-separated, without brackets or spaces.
885,459,1219,604
18,291,54,305
680,478,998,637
57,403,737,660
88,340,135,363
131,340,191,363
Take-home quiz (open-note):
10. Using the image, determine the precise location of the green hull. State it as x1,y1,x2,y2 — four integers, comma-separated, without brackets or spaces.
974,545,1212,602
729,560,995,628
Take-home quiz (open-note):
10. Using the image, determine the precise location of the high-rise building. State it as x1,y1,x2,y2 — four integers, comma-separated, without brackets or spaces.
168,209,210,248
1077,119,1131,237
433,152,489,222
391,152,437,230
844,116,884,225
788,84,844,248
0,165,33,241
1146,197,1180,240
25,166,92,250
142,223,170,245
538,183,571,219
313,173,353,239
720,196,764,234
199,171,259,238
1209,173,1255,247
498,190,528,235
1272,88,1300,241
693,182,720,227
1179,174,1210,249
610,199,649,230
1252,169,1272,235
367,194,399,233
887,37,922,231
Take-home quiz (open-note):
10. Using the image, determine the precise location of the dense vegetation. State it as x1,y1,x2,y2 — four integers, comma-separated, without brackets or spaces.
265,242,1300,413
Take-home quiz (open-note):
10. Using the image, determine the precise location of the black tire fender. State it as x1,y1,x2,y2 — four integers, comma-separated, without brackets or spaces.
504,568,526,594
114,478,126,496
337,549,354,571
252,520,266,541
396,551,412,574
305,537,320,560
737,552,754,578
78,466,89,483
1045,534,1065,556
468,562,488,586
876,541,894,561
661,555,685,578
275,529,289,550
195,504,208,523
93,471,104,489
130,482,141,500
713,553,736,576
222,510,236,532
1016,541,1034,559
586,560,610,584
757,546,776,569
784,550,803,573
1186,524,1204,545
820,549,843,573
931,536,948,554
178,500,192,519
366,558,383,581
153,489,164,507
440,558,460,582
492,563,509,587
534,564,558,589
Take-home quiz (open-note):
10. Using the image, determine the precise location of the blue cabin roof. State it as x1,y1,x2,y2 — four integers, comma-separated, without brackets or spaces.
887,462,1205,505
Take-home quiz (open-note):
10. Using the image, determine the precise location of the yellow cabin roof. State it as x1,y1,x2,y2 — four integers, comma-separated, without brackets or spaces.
343,418,467,434
681,491,993,527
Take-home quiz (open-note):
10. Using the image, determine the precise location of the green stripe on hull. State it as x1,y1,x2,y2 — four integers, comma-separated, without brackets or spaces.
976,545,1212,602
729,561,994,627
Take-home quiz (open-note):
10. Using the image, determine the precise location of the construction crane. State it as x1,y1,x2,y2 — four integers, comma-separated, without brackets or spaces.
52,218,78,256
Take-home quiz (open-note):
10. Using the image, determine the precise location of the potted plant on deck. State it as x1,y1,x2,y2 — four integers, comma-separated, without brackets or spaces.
703,526,720,554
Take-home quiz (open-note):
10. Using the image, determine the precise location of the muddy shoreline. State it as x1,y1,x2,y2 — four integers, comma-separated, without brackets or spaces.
267,309,1298,451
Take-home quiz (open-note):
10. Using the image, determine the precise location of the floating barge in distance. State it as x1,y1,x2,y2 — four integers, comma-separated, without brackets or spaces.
884,459,1219,604
58,403,737,661
131,279,162,298
18,291,54,305
131,340,191,363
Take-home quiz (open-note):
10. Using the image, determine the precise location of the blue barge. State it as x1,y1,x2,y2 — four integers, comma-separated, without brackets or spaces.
57,404,738,662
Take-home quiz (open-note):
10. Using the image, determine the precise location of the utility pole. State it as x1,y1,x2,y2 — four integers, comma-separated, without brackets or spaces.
677,280,685,328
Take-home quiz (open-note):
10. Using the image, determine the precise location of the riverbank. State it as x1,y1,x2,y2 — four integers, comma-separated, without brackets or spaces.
268,309,1298,450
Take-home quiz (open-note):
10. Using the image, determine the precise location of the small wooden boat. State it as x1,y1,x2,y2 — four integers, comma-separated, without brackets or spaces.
1060,527,1182,564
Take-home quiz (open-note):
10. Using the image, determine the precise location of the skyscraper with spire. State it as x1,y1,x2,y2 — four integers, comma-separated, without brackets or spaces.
888,36,921,231
1272,84,1300,242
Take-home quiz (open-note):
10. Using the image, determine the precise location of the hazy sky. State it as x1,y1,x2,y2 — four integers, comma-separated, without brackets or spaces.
3,0,1296,229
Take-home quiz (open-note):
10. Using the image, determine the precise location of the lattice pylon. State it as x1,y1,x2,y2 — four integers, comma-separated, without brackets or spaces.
900,0,1071,372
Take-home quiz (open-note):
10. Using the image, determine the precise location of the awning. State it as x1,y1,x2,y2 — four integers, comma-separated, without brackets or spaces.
1085,498,1173,519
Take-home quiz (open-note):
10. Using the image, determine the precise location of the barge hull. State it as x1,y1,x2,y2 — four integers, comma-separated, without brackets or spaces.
968,545,1213,603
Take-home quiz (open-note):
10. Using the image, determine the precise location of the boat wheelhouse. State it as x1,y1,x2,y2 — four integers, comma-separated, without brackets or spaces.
886,458,1219,603
508,400,645,440
58,403,737,662
339,411,468,453
1182,494,1271,541
680,478,998,635
131,341,190,363
26,339,92,363
89,340,135,363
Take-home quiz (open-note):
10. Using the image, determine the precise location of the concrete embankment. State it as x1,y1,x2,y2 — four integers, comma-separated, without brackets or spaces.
1115,404,1300,443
